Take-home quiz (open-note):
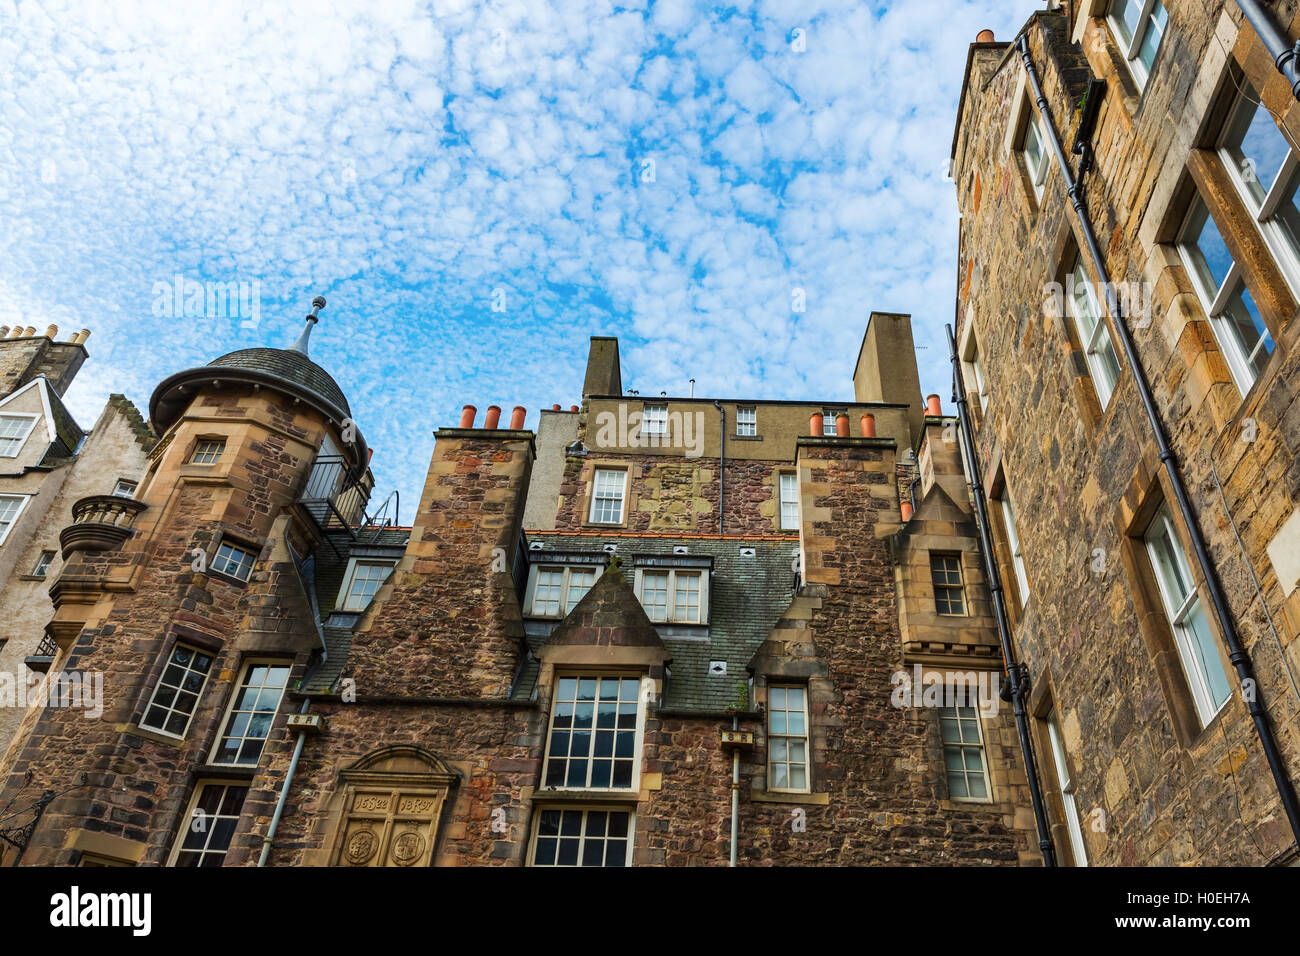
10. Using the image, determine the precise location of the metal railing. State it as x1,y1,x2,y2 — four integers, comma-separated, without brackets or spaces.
298,455,370,534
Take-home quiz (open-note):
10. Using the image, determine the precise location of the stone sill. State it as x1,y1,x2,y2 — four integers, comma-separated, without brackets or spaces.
732,434,763,441
121,723,186,749
751,790,829,806
18,574,48,582
530,788,640,805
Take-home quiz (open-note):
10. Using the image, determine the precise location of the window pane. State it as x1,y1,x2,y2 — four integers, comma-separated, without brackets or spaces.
1136,1,1167,73
1182,598,1232,713
1224,93,1287,205
1112,0,1141,46
1221,281,1274,380
1184,201,1233,296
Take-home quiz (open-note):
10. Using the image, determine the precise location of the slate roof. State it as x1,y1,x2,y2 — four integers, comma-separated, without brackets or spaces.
517,533,800,711
208,347,351,416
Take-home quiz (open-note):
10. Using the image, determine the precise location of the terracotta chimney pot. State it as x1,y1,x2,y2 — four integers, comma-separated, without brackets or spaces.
459,404,477,428
861,413,876,438
976,29,994,42
901,501,914,521
484,405,502,429
835,412,850,437
510,406,526,429
925,394,943,416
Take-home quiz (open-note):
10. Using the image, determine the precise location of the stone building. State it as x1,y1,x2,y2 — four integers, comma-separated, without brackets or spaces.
949,1,1300,865
0,307,1040,866
0,325,153,757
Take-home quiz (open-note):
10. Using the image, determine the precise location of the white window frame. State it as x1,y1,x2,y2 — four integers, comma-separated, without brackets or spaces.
767,684,810,794
527,805,635,867
940,703,992,802
32,549,56,577
1020,107,1051,201
960,321,989,413
1065,257,1122,407
523,563,600,618
112,478,138,498
1217,84,1300,293
0,494,31,546
821,409,841,436
633,567,710,624
779,472,799,531
337,558,396,612
541,673,646,792
190,438,226,465
168,779,249,867
0,413,38,458
1144,506,1232,726
1107,0,1168,91
999,485,1030,607
209,660,291,765
140,643,214,738
1177,197,1274,394
641,403,667,437
1046,711,1088,866
736,406,757,437
588,468,627,525
211,541,256,582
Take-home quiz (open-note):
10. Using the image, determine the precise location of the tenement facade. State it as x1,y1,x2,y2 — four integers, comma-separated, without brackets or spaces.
0,308,1038,866
951,1,1300,865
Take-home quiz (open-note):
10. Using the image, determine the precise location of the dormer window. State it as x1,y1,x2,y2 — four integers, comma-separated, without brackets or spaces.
0,414,38,458
339,559,396,612
525,564,600,618
633,567,708,624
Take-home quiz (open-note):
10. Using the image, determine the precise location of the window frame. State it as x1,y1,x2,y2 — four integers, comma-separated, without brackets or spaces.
168,779,249,867
112,478,138,498
1045,709,1088,866
820,409,843,437
588,467,628,525
998,485,1030,608
189,438,226,465
1065,255,1123,408
1217,83,1300,293
140,642,215,739
930,552,966,616
540,673,646,793
0,413,39,458
1020,107,1051,202
778,471,799,531
1143,506,1232,727
337,558,397,612
641,403,668,437
959,322,989,414
32,549,56,578
527,805,636,867
735,406,757,437
210,540,257,582
523,563,601,618
1176,196,1275,395
208,659,292,766
940,703,992,803
767,683,811,794
0,494,31,546
1107,0,1168,91
632,567,710,624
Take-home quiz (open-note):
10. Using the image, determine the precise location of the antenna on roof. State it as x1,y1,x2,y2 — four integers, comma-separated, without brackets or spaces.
289,295,327,356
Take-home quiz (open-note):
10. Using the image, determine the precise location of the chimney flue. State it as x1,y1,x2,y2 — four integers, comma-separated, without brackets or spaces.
976,28,994,42
484,405,502,429
510,406,526,429
926,394,943,416
459,404,477,428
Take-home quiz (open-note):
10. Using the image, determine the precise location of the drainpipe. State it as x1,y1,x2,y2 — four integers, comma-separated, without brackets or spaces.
729,714,740,867
258,699,309,867
713,401,726,535
946,325,1058,867
1017,34,1300,849
1235,0,1300,99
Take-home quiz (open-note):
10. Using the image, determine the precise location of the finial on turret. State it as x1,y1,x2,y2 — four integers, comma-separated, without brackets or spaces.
289,295,327,355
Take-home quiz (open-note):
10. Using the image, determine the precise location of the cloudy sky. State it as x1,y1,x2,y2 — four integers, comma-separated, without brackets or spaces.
1,0,1036,521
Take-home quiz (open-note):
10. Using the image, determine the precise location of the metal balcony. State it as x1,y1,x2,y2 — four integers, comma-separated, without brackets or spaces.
298,455,371,536
24,634,59,674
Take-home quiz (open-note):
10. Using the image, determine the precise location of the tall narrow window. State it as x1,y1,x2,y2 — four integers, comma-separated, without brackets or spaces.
0,414,38,457
1045,710,1088,866
1021,109,1050,200
0,494,29,546
638,571,669,622
672,571,702,623
821,410,841,436
542,676,642,790
530,808,633,867
170,782,248,867
190,439,225,465
1109,0,1168,90
1220,83,1300,290
940,705,990,800
641,403,667,437
736,406,757,436
1144,506,1232,725
999,486,1030,607
1066,257,1123,407
589,468,626,524
211,662,290,765
779,472,799,530
1178,197,1274,392
930,553,966,616
32,550,56,578
768,685,809,792
141,644,214,737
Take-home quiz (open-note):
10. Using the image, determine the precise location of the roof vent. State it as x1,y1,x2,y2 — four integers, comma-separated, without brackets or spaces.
673,545,688,555
739,546,756,557
529,541,543,551
602,543,617,553
708,660,727,676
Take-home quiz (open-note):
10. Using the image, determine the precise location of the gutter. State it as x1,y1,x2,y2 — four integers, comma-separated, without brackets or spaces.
946,325,1058,867
1017,33,1300,851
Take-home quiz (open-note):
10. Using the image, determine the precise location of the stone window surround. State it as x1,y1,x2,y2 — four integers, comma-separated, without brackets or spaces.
1004,68,1049,213
983,456,1030,622
776,468,799,532
581,461,633,529
1028,675,1090,867
536,667,652,796
957,308,988,427
939,701,994,804
1113,446,1236,749
188,434,228,465
0,492,31,547
752,671,828,801
526,803,637,867
167,777,250,867
207,657,293,767
129,624,224,745
203,529,264,588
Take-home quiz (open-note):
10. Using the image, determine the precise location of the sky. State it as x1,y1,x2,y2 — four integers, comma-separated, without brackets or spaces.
0,0,1038,523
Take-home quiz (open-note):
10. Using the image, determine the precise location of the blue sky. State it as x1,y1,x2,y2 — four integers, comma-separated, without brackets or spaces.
0,0,1036,522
